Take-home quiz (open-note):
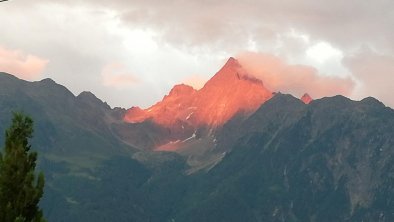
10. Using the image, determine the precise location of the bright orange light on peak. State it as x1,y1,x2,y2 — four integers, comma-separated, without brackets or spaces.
168,84,197,96
124,57,273,129
301,93,313,104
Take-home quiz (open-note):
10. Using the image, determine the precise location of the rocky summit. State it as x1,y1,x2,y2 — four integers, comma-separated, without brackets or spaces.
124,57,273,129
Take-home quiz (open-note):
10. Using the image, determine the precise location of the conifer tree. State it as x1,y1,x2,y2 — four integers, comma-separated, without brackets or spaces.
0,113,46,222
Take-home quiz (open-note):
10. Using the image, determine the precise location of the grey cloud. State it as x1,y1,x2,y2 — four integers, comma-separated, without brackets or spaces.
6,0,394,53
343,48,394,107
94,0,394,53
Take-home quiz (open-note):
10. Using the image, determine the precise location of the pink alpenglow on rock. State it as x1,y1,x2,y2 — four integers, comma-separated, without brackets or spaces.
124,57,273,128
301,93,313,104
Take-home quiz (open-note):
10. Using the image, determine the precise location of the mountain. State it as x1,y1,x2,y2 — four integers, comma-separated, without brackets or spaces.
123,58,273,153
0,72,173,221
124,57,273,140
178,94,394,222
0,72,132,158
124,84,197,126
1,58,394,222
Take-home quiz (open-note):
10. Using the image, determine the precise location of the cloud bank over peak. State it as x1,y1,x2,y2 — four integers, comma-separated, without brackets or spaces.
237,52,355,98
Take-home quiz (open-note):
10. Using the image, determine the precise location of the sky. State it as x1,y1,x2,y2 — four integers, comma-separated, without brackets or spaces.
0,0,393,108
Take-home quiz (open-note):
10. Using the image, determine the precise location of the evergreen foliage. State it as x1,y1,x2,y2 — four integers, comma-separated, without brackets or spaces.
0,113,46,222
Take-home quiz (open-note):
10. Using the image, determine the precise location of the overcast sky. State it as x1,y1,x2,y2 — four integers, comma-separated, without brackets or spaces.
0,0,393,108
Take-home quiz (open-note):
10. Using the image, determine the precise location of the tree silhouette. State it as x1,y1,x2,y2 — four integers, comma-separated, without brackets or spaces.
0,113,46,222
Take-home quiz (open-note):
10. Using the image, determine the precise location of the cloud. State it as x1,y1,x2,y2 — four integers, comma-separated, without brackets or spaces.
0,45,48,80
85,0,394,53
101,63,139,89
0,0,393,107
181,74,208,90
237,52,355,98
343,48,394,107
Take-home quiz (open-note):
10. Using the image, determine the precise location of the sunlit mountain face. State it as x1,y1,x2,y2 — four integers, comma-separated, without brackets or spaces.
124,57,273,135
123,57,276,151
122,57,322,152
301,93,313,104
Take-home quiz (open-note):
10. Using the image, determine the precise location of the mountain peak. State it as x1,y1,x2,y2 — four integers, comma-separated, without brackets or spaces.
168,84,196,97
207,57,261,88
40,78,57,85
77,91,102,104
218,57,244,75
223,57,241,68
125,57,273,131
77,91,111,110
78,91,97,98
301,93,313,104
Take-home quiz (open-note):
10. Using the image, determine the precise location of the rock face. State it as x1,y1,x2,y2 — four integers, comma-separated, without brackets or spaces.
123,57,273,151
124,58,272,128
124,84,197,126
192,57,273,127
173,94,394,222
301,93,313,104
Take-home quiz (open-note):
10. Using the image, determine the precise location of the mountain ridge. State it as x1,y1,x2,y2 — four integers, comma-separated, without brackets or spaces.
1,70,394,221
123,57,273,150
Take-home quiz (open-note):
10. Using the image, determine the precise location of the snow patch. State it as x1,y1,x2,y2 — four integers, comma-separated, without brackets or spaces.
182,132,197,142
169,140,181,144
186,112,194,120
